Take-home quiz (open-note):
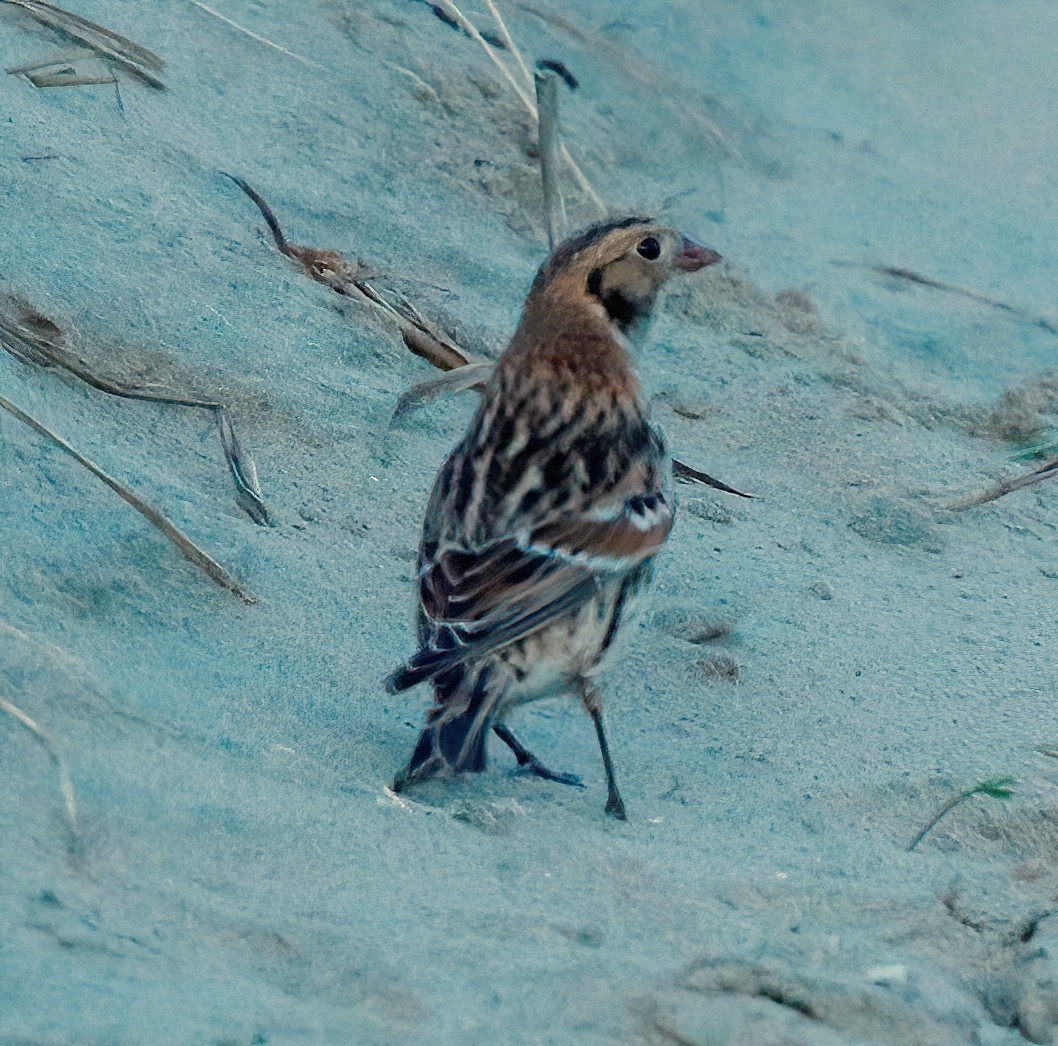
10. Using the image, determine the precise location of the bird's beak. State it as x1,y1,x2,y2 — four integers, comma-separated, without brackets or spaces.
673,237,722,272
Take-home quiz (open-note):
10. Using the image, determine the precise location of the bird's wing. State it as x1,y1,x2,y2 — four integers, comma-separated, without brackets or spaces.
386,488,673,692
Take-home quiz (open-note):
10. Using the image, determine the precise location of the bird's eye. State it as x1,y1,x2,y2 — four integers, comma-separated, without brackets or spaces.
637,236,661,260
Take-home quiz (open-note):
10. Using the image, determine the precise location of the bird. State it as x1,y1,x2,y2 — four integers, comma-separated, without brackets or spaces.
386,217,721,818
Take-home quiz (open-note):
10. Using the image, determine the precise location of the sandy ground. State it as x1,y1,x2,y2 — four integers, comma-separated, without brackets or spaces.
2,1,1058,1043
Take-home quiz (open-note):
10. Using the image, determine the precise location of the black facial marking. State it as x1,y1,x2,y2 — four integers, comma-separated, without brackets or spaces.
600,288,646,331
586,266,649,331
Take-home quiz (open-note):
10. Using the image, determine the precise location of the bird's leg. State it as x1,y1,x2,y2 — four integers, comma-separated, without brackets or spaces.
492,723,584,787
577,681,627,820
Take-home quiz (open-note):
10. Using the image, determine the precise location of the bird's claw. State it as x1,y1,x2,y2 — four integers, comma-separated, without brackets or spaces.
517,758,585,789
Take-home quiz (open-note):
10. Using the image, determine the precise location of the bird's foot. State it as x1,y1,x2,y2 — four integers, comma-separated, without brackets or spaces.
516,758,585,789
605,790,627,820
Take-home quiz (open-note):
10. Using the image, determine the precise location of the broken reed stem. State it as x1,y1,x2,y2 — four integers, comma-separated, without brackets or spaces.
224,173,480,372
437,0,534,110
907,794,966,852
0,304,271,524
214,409,269,523
435,0,605,216
5,0,166,87
907,777,1015,852
0,393,256,603
871,264,1058,336
184,0,326,71
0,691,77,834
483,0,533,92
945,459,1058,511
535,70,567,249
672,458,754,498
513,0,737,158
391,361,495,421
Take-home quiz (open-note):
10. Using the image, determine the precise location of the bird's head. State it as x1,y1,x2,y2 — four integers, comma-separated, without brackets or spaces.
527,218,721,339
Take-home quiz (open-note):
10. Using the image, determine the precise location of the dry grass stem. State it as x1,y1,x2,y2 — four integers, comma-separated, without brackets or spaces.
483,0,533,92
4,0,165,87
907,777,1015,852
0,393,256,603
0,618,182,738
392,361,495,422
673,458,754,498
184,0,325,71
945,459,1058,511
871,265,1058,336
214,410,269,522
557,144,605,213
224,173,481,371
0,299,271,525
0,620,85,676
535,70,567,249
385,62,442,108
437,0,534,110
651,1017,703,1046
7,57,117,87
514,0,737,159
0,691,77,834
434,0,605,215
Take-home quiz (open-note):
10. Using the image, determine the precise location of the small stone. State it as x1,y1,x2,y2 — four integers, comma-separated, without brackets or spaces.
775,288,821,334
685,499,734,525
671,400,713,420
696,655,741,681
1012,858,1048,882
809,580,834,601
556,924,604,948
654,610,732,645
848,498,942,551
866,964,907,985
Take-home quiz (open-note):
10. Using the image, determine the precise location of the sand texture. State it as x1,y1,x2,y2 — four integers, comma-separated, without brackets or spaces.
2,1,1058,1042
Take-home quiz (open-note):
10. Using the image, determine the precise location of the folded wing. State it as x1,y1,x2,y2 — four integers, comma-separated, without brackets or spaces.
386,490,672,692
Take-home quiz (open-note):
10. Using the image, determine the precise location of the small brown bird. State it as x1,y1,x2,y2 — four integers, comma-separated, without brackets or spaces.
387,218,721,817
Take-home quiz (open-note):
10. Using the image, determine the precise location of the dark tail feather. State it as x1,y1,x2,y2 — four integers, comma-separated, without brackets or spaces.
385,639,463,694
386,651,444,694
392,667,495,790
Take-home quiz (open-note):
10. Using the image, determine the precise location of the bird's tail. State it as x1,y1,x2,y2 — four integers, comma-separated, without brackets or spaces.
392,665,498,791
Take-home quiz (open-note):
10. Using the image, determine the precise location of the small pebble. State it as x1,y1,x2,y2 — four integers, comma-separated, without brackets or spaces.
809,580,834,600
